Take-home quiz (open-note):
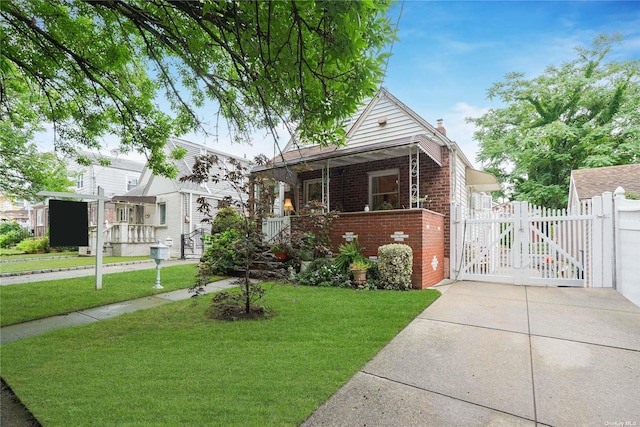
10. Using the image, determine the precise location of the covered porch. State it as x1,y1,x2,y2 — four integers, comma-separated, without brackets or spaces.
82,196,160,257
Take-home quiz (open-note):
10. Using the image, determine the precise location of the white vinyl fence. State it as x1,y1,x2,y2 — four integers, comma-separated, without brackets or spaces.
451,189,636,291
614,189,640,305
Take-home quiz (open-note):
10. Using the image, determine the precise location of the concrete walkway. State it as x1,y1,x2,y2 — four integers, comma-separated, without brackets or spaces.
0,259,234,344
0,258,195,285
302,281,640,427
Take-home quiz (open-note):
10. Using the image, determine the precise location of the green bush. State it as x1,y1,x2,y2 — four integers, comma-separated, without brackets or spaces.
0,222,30,248
211,207,243,234
296,258,351,288
378,244,413,290
200,229,244,275
15,237,50,254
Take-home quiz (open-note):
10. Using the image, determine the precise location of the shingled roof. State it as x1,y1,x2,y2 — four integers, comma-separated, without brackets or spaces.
571,164,640,200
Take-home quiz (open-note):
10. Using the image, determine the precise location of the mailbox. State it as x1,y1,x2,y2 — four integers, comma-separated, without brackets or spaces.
150,241,170,289
150,241,170,261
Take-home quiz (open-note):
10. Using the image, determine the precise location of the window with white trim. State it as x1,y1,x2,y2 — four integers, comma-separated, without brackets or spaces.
76,174,84,189
304,178,324,205
127,176,138,191
158,203,167,225
369,169,399,210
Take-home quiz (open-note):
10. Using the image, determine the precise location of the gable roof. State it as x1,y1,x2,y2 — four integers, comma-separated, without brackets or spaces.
258,87,460,172
571,164,640,200
74,150,145,173
122,138,250,198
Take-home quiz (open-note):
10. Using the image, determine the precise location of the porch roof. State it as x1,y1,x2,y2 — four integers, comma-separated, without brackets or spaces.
111,195,157,204
253,134,442,181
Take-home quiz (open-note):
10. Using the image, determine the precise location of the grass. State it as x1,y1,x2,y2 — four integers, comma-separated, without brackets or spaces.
0,255,151,274
0,285,440,426
0,264,216,326
0,251,79,259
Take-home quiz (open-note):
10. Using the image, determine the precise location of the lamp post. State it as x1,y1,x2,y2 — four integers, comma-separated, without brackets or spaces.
150,241,170,289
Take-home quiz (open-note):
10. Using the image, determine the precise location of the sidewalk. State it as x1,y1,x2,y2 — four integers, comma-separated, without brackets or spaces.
0,258,196,286
302,281,640,426
0,258,233,344
1,277,236,344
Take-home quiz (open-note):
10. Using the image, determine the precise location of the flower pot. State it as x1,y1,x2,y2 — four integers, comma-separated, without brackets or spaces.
299,249,315,261
351,268,367,285
273,251,288,261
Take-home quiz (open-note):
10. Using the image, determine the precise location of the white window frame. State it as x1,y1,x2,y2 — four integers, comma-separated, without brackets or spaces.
304,178,324,205
158,202,167,226
368,169,400,210
76,173,84,189
126,176,138,191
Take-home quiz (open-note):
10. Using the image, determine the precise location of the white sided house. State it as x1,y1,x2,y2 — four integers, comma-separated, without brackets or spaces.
87,139,250,258
34,151,145,239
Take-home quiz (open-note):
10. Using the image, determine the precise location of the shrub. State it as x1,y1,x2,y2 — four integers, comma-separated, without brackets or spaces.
200,229,244,275
211,206,243,234
15,237,50,254
296,258,351,288
378,244,413,290
0,223,30,248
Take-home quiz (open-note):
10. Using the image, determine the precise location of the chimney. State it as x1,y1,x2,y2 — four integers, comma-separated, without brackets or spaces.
436,119,446,136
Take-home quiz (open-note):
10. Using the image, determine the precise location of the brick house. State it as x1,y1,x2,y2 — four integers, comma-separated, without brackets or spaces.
253,88,500,288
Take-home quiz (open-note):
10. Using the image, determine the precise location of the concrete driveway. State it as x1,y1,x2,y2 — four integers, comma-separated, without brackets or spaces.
302,281,640,426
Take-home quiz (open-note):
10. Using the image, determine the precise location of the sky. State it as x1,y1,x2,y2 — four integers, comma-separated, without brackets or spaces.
33,1,640,168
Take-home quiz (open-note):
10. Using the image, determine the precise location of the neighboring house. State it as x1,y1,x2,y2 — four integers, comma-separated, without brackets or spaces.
0,195,31,228
91,138,251,258
253,87,500,288
568,164,640,212
33,151,145,238
69,150,145,226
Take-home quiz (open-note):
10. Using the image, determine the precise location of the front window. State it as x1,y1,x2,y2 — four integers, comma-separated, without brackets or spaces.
304,178,324,205
369,169,399,210
158,203,166,225
127,176,138,191
76,174,84,189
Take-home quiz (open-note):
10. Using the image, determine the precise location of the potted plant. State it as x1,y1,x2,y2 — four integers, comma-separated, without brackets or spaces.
271,240,289,261
350,258,370,285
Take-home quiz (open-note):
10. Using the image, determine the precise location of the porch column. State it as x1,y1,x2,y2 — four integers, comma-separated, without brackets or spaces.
323,160,330,210
409,145,419,208
277,182,285,216
248,175,255,218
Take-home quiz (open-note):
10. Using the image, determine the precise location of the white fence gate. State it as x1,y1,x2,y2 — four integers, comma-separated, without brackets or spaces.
615,192,640,305
451,194,615,287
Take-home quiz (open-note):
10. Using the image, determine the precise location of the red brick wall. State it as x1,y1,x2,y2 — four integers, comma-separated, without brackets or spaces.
295,149,452,269
328,209,445,288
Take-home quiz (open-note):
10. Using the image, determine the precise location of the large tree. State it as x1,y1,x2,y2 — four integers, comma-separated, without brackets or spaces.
470,34,640,208
1,0,396,197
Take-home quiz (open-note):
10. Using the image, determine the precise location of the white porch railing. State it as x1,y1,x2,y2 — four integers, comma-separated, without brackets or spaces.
87,223,157,255
262,216,290,242
109,223,156,243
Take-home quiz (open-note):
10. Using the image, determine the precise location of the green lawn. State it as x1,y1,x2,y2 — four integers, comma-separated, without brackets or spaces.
0,251,79,259
0,255,151,274
0,264,214,326
0,285,440,426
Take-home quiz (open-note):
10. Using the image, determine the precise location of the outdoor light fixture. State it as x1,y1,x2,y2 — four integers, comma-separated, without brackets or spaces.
150,241,170,289
283,198,294,215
